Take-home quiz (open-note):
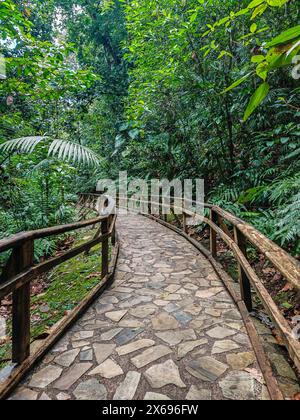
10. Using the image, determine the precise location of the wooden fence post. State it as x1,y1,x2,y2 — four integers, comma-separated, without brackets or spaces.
210,209,218,258
234,227,253,312
101,218,109,279
111,215,116,247
12,240,34,363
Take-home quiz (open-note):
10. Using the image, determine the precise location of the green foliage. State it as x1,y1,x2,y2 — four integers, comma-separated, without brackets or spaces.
0,0,299,257
0,136,101,167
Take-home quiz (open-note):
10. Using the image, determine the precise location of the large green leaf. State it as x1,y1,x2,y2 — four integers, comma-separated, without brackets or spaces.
266,25,300,47
243,82,270,121
221,72,252,94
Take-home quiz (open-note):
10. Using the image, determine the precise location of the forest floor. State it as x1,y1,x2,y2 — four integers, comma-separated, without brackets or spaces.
0,226,104,368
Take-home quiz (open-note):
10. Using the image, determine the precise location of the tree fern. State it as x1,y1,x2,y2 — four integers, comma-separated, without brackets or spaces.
0,136,100,167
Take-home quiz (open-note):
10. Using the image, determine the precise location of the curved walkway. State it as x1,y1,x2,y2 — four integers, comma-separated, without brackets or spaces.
10,214,267,400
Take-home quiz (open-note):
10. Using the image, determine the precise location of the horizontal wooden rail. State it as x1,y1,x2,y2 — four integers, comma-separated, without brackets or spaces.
0,216,107,254
0,195,117,372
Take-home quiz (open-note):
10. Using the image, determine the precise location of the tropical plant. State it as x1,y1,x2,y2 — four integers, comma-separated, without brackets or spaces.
0,136,101,167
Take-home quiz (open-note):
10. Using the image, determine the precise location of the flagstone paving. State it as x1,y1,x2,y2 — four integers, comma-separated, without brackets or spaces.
10,214,270,400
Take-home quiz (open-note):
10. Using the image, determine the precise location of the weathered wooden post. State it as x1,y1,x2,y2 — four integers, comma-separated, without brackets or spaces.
210,209,218,258
234,227,253,312
182,198,188,234
101,218,109,279
11,240,34,363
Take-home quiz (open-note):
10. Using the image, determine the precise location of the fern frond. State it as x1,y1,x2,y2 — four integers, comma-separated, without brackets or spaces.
0,136,100,167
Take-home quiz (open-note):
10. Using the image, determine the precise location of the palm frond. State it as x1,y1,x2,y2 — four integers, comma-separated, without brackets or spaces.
48,139,100,167
0,136,47,153
0,136,100,167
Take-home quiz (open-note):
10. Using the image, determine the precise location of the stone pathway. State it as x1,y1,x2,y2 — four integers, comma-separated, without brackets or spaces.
10,214,268,400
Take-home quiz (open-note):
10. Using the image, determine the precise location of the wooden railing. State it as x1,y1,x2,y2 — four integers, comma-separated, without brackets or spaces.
0,194,118,398
114,194,300,373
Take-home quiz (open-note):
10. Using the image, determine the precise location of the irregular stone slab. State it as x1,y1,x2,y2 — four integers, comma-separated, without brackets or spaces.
211,340,240,355
129,276,149,284
119,296,152,309
105,310,127,322
0,364,16,383
223,309,242,321
205,308,222,317
83,320,111,330
116,339,155,356
185,305,202,316
129,305,156,318
165,284,181,293
113,371,141,400
72,340,90,349
56,392,71,400
39,392,51,400
100,328,123,341
219,372,256,400
29,365,63,389
54,363,92,390
164,303,180,313
110,292,132,301
95,303,114,315
118,319,144,328
52,339,69,353
149,282,165,290
154,300,169,307
186,386,211,400
80,348,93,361
164,294,182,301
206,326,236,339
144,392,171,400
278,379,300,399
233,333,251,346
72,331,94,341
111,286,134,293
10,388,38,400
184,284,199,291
93,343,116,364
131,345,172,368
225,322,243,331
152,312,179,331
173,310,193,325
115,328,144,345
196,288,223,299
226,352,256,370
269,353,297,381
89,358,123,378
54,349,80,367
101,295,119,305
155,329,196,346
73,378,107,400
144,359,186,388
186,357,228,382
117,264,132,273
177,339,208,359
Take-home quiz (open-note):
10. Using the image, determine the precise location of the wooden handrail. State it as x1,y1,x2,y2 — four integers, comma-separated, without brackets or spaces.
119,196,300,291
0,216,108,253
0,195,117,366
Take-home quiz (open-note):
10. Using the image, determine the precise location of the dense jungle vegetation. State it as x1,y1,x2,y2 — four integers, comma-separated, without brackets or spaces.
0,0,299,261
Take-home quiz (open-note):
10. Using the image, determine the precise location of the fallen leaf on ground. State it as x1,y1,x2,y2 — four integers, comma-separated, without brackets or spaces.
280,282,294,293
244,368,265,384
